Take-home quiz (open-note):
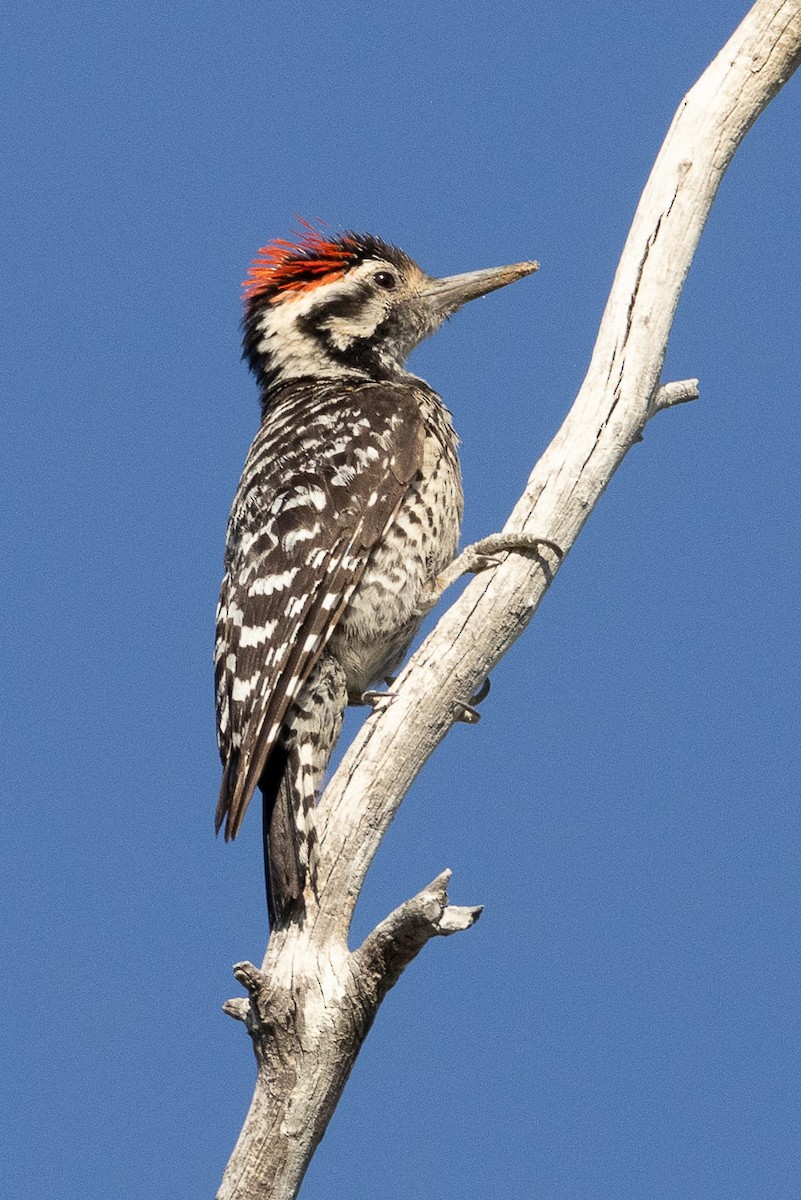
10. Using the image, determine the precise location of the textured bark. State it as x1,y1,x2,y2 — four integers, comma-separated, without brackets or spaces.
217,4,801,1197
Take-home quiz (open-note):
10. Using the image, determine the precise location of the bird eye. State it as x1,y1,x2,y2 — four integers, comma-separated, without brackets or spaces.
373,270,397,290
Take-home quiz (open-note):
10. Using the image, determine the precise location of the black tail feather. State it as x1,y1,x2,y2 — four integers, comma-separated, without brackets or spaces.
259,744,304,926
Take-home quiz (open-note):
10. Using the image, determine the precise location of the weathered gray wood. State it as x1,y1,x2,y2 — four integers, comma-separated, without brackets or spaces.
217,5,801,1196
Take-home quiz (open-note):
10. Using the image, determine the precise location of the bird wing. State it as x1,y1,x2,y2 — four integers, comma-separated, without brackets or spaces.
214,380,426,840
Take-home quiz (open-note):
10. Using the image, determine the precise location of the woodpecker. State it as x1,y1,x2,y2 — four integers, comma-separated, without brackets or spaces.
215,222,538,925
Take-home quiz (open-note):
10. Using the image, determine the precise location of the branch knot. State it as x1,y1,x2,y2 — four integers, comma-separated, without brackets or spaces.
352,870,482,999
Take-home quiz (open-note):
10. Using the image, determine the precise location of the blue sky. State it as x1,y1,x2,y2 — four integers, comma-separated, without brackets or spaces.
4,2,800,1197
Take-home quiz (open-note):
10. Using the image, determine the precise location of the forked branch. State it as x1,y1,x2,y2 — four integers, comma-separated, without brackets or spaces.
217,5,801,1197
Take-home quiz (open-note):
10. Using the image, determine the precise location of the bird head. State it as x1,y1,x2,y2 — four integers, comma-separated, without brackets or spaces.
241,221,539,396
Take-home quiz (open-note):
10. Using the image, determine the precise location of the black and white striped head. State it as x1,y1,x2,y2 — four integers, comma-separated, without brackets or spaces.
241,222,539,397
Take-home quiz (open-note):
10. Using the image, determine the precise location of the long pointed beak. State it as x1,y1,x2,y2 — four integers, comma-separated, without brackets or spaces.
424,259,539,318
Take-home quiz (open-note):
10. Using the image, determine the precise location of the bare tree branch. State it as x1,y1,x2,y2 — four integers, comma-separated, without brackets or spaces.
353,868,483,992
216,4,801,1197
651,377,700,413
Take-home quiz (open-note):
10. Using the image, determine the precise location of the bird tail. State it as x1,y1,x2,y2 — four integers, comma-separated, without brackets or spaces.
259,740,318,926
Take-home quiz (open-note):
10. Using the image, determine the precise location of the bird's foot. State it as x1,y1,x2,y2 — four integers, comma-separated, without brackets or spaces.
452,677,491,724
360,676,397,709
428,532,563,608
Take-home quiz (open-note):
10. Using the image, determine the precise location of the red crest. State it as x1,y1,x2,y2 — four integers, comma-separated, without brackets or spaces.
243,219,366,302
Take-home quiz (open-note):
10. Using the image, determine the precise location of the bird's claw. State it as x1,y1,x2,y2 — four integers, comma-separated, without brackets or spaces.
452,700,481,724
452,677,491,724
431,533,563,606
361,675,397,708
467,534,564,573
471,554,503,573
